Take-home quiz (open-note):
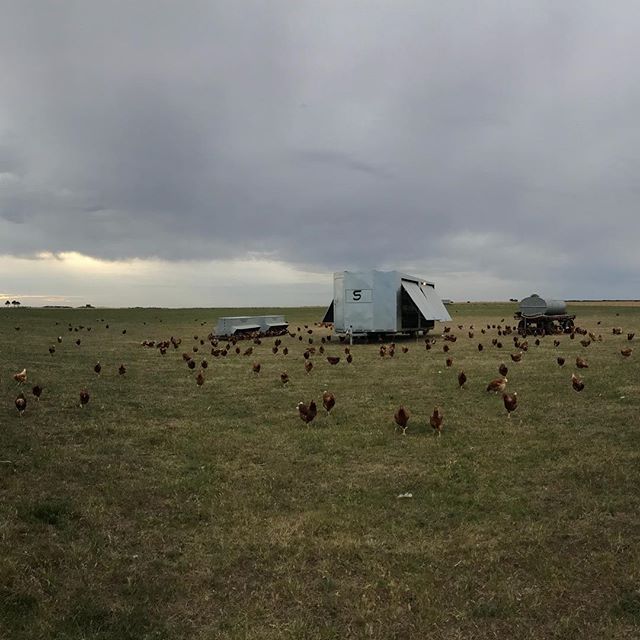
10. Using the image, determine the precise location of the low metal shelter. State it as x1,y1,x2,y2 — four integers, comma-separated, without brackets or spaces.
215,315,288,337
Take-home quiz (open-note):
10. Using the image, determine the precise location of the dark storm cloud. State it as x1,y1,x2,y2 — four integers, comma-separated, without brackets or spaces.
1,0,640,295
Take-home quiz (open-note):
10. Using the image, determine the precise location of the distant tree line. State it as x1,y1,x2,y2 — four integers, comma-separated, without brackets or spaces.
4,300,21,307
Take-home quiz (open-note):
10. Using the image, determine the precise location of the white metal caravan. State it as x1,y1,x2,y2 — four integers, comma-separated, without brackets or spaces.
322,270,451,336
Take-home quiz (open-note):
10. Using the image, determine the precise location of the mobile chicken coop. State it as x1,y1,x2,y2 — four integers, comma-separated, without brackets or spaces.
322,270,451,337
215,315,288,338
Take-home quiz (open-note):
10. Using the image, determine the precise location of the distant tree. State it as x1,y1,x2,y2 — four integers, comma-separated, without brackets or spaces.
4,300,9,306
11,300,21,307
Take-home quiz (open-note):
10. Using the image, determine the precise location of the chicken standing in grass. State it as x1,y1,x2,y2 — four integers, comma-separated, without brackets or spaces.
13,369,27,384
571,373,585,392
196,371,205,386
32,385,43,401
94,362,102,375
280,372,289,385
576,356,589,369
498,363,508,377
621,347,633,358
252,362,261,375
327,356,340,365
487,377,508,394
80,389,90,407
394,406,410,435
15,393,27,416
510,352,523,363
430,407,444,436
457,370,467,389
304,360,313,374
297,400,317,425
557,357,565,366
503,392,518,418
322,391,336,414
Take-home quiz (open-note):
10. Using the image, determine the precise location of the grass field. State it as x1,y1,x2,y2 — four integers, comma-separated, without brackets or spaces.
1,302,640,639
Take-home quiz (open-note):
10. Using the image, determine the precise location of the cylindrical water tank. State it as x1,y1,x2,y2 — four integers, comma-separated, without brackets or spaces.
519,294,567,317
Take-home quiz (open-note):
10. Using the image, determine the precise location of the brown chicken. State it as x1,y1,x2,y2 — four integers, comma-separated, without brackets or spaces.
576,356,589,369
32,385,43,401
94,362,102,375
430,407,444,436
554,339,561,347
80,389,90,407
487,377,508,393
446,357,453,367
394,405,410,435
304,360,313,374
628,333,635,341
49,346,56,355
402,346,409,354
621,347,633,358
252,362,261,374
346,353,353,364
280,371,289,385
571,373,585,392
187,359,196,370
15,393,27,415
557,356,565,366
498,363,508,377
322,391,336,414
458,370,467,388
243,347,253,356
443,344,450,353
297,400,317,425
510,352,523,363
477,343,484,352
13,369,27,384
196,371,205,386
503,392,518,417
327,356,340,365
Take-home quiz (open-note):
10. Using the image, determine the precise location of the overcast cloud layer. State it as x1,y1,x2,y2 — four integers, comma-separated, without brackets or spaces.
1,1,639,305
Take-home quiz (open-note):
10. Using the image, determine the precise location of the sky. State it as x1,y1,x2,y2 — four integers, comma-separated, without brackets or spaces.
1,1,640,307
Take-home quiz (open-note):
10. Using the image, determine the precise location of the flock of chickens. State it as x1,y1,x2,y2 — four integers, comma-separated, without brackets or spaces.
6,313,636,437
